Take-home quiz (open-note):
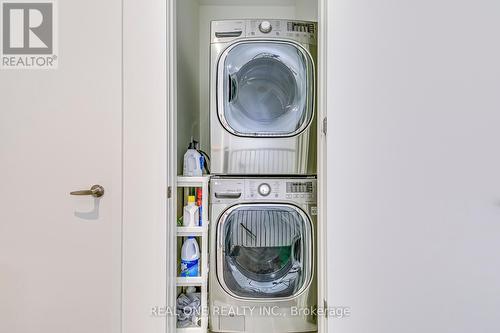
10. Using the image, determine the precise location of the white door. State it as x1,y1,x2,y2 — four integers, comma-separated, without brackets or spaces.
0,0,122,332
326,0,500,332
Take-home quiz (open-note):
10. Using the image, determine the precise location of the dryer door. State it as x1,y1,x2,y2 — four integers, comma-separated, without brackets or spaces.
217,41,314,137
217,204,313,299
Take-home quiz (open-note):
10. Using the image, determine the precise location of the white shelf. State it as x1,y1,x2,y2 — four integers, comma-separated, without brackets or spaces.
176,276,206,287
176,225,208,237
177,175,211,187
177,326,204,333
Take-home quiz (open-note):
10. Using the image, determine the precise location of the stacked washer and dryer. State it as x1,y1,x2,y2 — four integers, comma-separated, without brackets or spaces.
209,19,318,333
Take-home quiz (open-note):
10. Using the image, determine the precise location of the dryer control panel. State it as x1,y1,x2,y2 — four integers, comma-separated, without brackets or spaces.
211,19,317,45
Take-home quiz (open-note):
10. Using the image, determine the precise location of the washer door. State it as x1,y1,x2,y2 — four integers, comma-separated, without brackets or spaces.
217,41,314,137
217,204,313,299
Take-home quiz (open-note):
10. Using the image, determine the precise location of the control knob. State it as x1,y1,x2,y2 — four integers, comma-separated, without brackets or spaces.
258,183,271,196
259,21,272,33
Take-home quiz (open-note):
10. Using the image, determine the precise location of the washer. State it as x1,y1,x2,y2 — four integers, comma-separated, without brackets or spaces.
209,176,317,333
210,19,317,175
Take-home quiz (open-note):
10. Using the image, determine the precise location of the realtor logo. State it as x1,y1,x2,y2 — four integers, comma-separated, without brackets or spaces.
1,0,57,69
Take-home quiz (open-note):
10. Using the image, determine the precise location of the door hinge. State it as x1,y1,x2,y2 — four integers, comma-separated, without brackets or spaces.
167,186,172,198
324,299,328,318
322,117,327,135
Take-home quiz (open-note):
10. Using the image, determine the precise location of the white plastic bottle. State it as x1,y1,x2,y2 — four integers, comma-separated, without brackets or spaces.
180,237,200,277
183,142,203,177
185,286,197,294
183,195,199,227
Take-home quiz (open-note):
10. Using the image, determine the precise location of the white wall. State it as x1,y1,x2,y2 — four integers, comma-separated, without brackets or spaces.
327,1,500,332
295,0,318,21
177,0,201,172
197,4,297,152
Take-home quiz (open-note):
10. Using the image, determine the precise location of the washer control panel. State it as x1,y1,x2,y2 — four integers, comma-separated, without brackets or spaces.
211,177,316,204
244,178,316,204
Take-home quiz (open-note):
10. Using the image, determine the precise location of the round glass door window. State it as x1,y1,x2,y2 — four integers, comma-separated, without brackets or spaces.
218,41,314,137
218,204,312,299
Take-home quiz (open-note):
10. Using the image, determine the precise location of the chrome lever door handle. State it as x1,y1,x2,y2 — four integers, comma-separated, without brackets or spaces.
70,185,105,198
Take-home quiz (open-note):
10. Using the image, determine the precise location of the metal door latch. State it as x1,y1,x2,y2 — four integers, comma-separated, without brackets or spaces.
70,184,105,198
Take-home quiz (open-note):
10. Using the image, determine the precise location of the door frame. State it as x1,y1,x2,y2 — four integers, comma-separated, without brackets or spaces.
166,0,177,331
317,0,329,332
121,0,169,332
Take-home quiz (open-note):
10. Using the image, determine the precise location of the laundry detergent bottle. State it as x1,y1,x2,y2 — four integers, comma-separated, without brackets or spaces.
183,195,199,227
183,141,203,177
180,237,200,277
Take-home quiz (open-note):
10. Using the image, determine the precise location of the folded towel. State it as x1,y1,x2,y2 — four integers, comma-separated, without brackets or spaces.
176,292,201,328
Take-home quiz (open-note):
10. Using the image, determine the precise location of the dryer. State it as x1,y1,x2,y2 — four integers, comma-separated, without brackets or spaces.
209,176,317,333
210,20,317,175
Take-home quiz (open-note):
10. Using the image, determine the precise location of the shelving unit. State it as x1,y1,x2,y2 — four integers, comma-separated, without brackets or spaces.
175,176,210,333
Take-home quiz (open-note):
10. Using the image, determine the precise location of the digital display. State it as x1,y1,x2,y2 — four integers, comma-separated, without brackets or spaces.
287,22,315,33
286,182,313,193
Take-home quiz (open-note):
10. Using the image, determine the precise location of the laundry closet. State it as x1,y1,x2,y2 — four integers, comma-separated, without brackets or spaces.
2,0,498,332
169,0,324,332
